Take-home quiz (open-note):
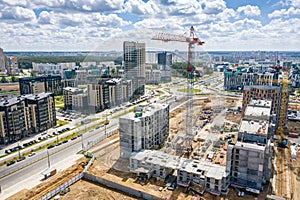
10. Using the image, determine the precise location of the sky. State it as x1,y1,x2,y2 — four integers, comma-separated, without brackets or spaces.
0,0,300,52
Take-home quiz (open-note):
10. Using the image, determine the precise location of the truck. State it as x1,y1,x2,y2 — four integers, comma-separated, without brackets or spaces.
41,167,57,179
288,133,299,138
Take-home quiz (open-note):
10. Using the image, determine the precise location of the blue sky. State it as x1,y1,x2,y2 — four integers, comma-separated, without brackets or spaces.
0,0,300,51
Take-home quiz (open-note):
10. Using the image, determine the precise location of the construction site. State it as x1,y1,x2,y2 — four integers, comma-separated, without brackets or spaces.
5,27,300,200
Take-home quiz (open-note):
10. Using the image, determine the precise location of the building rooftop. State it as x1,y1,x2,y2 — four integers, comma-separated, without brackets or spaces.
130,150,226,180
244,85,280,91
63,87,83,93
244,100,271,120
180,159,226,180
121,103,169,121
234,141,266,151
0,92,53,107
0,96,24,107
23,92,53,101
239,119,269,135
249,99,272,108
106,78,122,84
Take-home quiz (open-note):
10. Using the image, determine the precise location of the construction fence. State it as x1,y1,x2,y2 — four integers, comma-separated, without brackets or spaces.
83,173,156,200
39,155,95,200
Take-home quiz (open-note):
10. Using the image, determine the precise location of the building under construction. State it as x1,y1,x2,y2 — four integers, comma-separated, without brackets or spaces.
226,99,275,192
119,103,169,158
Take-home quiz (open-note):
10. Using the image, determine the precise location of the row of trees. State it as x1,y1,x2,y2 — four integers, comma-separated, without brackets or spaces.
0,76,19,83
18,55,119,69
171,62,214,77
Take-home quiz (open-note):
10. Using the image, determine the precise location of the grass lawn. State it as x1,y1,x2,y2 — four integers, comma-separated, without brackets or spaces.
177,88,202,93
56,119,69,127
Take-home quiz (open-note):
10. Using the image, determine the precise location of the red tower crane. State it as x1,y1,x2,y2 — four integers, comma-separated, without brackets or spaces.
152,26,205,156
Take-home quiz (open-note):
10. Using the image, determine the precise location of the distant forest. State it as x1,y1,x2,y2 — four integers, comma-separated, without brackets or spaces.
18,55,122,68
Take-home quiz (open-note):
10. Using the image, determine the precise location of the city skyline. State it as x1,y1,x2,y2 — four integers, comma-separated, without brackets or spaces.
0,0,300,51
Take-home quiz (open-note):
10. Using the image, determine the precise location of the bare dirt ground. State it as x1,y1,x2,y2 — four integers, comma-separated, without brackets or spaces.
58,179,139,200
7,157,88,200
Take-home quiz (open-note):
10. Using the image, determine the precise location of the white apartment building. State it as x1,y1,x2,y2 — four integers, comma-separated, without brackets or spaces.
119,103,169,158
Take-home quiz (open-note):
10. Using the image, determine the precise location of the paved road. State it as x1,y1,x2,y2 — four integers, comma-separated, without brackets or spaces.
0,124,118,191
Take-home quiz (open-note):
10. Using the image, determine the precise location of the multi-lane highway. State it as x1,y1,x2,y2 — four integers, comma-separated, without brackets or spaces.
0,122,117,192
0,73,225,198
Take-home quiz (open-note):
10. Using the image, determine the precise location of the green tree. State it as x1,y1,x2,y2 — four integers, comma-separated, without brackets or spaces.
111,68,116,74
30,72,37,77
0,76,7,83
11,75,19,82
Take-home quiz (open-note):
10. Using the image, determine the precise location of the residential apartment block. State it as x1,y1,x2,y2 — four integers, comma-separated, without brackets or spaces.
145,68,161,85
63,87,87,110
0,92,56,144
123,41,146,96
119,103,169,158
158,52,172,82
19,75,62,96
242,85,285,125
32,62,76,76
0,48,5,72
5,56,18,75
226,99,274,192
87,78,133,113
224,69,277,91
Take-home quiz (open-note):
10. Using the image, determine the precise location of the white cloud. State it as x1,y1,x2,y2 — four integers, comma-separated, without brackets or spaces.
124,0,160,16
201,0,227,15
237,5,261,17
0,6,36,21
38,11,53,24
268,7,300,18
0,0,29,7
291,0,300,7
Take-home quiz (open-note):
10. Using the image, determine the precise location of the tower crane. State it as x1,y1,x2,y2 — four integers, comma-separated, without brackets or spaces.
152,26,205,155
275,67,290,147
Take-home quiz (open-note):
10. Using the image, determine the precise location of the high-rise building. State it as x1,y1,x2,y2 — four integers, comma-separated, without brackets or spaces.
224,69,277,91
242,85,284,125
119,103,169,158
19,75,62,96
5,56,18,75
0,93,56,144
0,48,5,72
158,52,172,66
157,52,172,82
226,99,274,192
25,93,56,133
63,87,84,110
87,81,110,113
123,41,146,96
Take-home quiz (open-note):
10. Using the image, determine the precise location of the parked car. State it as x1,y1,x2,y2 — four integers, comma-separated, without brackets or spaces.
5,149,11,154
28,152,36,157
71,137,77,140
47,145,55,149
6,160,16,166
63,140,68,143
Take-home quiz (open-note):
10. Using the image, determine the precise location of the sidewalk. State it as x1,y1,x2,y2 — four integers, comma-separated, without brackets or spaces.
0,154,83,199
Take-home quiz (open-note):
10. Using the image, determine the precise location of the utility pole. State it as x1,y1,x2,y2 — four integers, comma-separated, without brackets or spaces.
105,113,107,137
81,133,84,151
47,150,50,168
18,142,21,158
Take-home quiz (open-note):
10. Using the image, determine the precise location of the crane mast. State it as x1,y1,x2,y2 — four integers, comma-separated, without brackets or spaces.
152,26,205,155
276,68,289,146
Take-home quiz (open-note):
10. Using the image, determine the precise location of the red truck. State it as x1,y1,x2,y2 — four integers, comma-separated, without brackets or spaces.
288,133,299,138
